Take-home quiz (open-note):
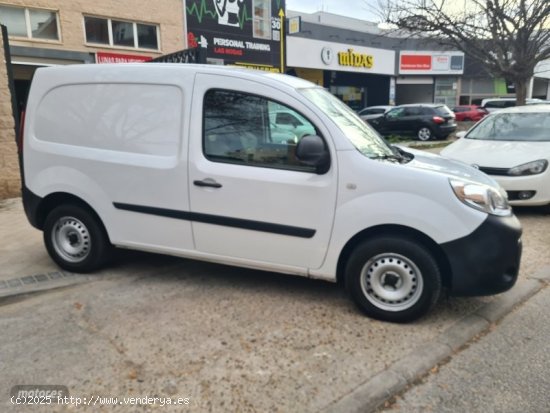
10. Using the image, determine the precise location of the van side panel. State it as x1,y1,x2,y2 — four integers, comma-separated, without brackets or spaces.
24,68,194,252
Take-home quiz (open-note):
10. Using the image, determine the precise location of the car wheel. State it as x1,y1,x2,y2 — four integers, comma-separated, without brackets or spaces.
417,126,433,141
44,204,112,273
345,236,442,323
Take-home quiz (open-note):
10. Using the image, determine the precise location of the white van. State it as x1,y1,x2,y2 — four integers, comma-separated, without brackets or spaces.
20,64,522,322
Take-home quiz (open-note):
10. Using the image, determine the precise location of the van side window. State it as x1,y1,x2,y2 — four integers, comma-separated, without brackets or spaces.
203,89,321,172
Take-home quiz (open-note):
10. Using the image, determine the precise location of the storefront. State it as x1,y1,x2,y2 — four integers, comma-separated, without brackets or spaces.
398,51,464,107
286,36,395,111
184,0,284,72
533,60,550,100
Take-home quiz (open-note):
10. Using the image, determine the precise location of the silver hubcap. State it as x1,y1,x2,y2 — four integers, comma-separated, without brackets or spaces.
51,216,91,263
418,128,431,141
360,253,423,312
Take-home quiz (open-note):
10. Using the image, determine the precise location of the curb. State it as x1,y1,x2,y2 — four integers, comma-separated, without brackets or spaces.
323,268,550,413
0,271,93,300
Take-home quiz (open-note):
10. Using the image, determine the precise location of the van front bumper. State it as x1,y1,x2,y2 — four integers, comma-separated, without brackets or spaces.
441,214,522,296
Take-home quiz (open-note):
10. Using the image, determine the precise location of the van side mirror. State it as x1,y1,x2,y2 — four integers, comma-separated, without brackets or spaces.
296,135,330,174
456,131,467,139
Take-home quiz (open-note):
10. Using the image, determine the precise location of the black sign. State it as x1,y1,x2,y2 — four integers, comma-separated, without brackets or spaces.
150,47,205,63
450,55,464,71
185,0,285,72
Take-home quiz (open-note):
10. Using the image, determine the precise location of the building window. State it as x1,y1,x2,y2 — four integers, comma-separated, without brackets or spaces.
84,16,159,50
0,5,60,41
253,0,271,40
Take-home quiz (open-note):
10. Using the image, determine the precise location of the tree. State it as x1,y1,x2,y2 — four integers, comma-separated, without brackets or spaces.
377,0,550,104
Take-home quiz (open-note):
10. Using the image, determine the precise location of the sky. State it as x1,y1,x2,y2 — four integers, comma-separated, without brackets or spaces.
285,0,381,22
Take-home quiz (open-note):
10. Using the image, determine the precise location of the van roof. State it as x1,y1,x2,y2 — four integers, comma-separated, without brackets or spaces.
33,63,318,91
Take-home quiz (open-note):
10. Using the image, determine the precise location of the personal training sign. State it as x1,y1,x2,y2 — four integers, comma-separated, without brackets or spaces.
185,0,284,72
399,51,464,75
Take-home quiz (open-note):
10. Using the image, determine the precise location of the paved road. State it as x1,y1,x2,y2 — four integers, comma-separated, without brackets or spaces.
378,278,550,413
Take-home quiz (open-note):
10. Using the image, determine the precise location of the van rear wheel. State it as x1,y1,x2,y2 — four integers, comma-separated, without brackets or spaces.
345,237,441,323
44,204,112,273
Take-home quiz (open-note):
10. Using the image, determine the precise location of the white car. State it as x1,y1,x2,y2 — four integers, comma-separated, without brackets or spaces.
357,105,394,122
441,105,550,209
480,97,549,113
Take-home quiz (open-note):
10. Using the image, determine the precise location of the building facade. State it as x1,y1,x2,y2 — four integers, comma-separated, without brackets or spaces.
2,0,185,108
286,11,465,111
286,11,550,109
0,26,18,199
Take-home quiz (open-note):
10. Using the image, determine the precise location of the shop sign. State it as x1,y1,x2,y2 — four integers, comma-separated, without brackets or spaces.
96,52,152,64
287,37,395,75
338,49,373,69
399,51,464,75
400,55,431,70
185,0,284,72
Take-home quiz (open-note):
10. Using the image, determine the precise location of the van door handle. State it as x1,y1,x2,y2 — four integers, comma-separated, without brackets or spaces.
193,179,222,188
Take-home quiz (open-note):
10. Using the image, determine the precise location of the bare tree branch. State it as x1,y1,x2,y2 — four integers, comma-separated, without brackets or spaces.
377,0,550,104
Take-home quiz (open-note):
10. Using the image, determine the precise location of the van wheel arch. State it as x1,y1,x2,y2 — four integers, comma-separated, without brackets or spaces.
337,225,451,290
40,195,113,272
36,193,109,238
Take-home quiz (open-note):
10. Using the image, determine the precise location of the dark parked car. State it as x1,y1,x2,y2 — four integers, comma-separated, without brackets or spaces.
370,103,457,141
452,105,488,121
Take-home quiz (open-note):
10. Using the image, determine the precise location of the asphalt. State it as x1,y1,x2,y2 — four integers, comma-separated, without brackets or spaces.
377,272,550,413
326,267,550,413
1,197,549,412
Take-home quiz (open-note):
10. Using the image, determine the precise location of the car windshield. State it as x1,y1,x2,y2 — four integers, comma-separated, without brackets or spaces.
434,106,453,117
300,88,394,158
466,111,550,141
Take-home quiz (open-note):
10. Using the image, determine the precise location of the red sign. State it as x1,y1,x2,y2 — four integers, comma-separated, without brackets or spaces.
96,52,152,64
400,55,431,70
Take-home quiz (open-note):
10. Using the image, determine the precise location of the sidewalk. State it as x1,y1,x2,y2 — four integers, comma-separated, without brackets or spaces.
0,198,99,298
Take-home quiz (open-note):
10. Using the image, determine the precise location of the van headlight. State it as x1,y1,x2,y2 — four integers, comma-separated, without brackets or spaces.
450,179,511,216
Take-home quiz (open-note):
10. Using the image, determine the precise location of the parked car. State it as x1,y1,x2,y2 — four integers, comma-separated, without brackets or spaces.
268,108,316,141
369,103,457,141
357,105,393,122
441,105,550,209
480,97,549,113
452,105,488,121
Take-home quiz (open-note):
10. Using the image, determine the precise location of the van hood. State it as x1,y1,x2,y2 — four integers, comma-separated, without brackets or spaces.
397,145,497,187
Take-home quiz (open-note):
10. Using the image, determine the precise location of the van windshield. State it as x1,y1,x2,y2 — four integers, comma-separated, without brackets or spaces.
300,88,395,159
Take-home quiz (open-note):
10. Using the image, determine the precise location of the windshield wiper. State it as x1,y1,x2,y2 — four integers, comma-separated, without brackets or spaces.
391,145,414,162
370,153,406,163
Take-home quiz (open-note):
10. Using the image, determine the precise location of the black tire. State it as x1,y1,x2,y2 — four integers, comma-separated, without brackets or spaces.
417,126,433,141
43,204,112,273
345,236,442,323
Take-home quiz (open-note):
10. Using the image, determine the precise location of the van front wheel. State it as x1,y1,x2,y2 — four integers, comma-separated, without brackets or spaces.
345,237,441,323
44,204,112,273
